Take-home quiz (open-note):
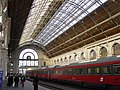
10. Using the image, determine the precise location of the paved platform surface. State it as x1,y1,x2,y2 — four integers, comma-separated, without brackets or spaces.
0,80,51,90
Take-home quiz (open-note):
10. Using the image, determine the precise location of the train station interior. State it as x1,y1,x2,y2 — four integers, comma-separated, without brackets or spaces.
0,0,120,90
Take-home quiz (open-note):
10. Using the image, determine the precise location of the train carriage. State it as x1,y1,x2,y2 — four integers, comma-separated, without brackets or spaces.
26,56,120,89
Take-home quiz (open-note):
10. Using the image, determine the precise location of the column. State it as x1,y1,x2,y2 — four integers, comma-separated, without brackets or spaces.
0,40,8,80
1,48,8,80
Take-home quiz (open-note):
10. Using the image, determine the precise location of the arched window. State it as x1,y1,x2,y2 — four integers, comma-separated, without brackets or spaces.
60,58,63,63
81,52,86,60
44,62,46,66
54,60,56,64
112,43,120,55
64,57,67,63
57,59,59,64
19,49,38,59
90,50,96,60
74,54,77,61
19,49,38,74
69,56,72,62
100,47,107,58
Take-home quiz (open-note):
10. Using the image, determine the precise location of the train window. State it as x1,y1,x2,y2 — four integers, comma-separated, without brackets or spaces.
40,71,43,74
44,71,46,74
58,70,62,75
57,70,60,74
68,68,73,75
93,67,100,74
102,66,111,75
45,71,48,74
55,70,59,74
54,70,56,74
62,69,66,75
42,71,44,74
86,68,92,75
51,70,55,74
64,69,68,75
73,69,79,75
57,70,62,75
39,71,41,74
79,68,84,74
76,69,80,75
113,64,120,75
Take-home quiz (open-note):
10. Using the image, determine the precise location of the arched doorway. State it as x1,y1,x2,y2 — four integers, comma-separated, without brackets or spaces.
19,49,39,74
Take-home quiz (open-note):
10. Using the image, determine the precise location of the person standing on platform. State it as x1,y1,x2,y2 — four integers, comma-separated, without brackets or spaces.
7,73,13,87
20,75,26,87
7,74,11,87
33,75,39,90
14,74,19,87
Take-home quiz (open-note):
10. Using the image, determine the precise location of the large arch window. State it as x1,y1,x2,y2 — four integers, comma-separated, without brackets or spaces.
100,47,107,58
90,50,96,60
19,49,38,74
112,43,120,55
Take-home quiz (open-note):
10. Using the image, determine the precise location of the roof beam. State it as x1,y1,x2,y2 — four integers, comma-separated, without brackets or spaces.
51,24,120,56
47,11,120,53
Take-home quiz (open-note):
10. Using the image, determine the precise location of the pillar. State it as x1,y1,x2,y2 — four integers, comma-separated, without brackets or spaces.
0,40,8,80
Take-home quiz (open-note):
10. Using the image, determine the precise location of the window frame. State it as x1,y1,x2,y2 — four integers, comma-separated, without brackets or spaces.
113,64,120,75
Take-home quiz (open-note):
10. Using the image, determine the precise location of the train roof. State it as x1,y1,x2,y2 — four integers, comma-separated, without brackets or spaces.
69,56,120,66
26,56,120,71
54,56,120,68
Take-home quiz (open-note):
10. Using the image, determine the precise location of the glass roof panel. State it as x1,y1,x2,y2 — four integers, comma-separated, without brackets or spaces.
19,0,53,44
36,0,108,46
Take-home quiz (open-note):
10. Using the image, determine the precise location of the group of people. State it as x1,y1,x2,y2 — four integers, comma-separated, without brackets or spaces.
7,73,26,88
7,73,39,90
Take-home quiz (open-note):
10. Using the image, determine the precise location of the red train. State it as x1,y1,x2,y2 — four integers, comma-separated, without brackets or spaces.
26,56,120,89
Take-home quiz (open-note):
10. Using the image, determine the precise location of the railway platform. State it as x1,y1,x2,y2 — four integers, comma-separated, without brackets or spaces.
1,80,51,90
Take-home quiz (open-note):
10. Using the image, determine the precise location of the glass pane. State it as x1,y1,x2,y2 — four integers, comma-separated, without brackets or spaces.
19,61,23,67
86,68,92,74
102,66,111,74
19,69,22,74
23,61,27,66
35,61,38,66
27,61,31,66
20,0,53,44
35,0,107,46
31,61,35,66
113,64,120,75
93,67,100,74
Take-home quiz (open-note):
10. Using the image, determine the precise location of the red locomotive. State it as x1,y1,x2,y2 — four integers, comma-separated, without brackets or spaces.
26,56,120,89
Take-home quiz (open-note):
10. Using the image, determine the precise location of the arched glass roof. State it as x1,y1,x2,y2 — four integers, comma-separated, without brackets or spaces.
19,0,108,46
36,0,107,46
19,0,54,44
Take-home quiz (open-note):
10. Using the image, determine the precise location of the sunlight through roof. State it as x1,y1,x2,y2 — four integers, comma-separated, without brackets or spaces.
19,0,53,44
19,0,108,47
36,0,108,46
